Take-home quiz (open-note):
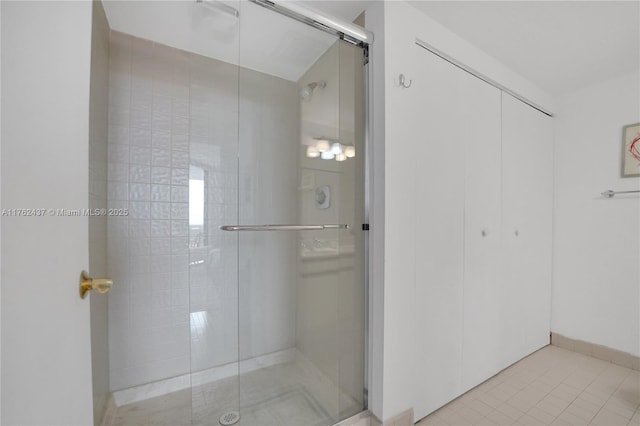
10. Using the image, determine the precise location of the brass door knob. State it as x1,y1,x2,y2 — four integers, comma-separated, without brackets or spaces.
80,270,113,299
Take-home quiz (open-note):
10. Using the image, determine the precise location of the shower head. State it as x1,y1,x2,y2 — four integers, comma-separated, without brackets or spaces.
300,80,326,101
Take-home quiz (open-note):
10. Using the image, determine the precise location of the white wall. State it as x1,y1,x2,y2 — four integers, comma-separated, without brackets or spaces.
365,1,556,421
1,1,94,424
553,70,640,357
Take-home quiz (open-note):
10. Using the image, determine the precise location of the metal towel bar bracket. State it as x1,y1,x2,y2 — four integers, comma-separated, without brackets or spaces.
601,189,640,198
220,224,349,231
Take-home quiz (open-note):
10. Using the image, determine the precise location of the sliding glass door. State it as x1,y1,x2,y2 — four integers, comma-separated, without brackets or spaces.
189,2,366,425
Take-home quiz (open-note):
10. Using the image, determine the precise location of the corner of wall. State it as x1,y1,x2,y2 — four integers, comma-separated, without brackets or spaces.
551,70,640,357
364,1,386,421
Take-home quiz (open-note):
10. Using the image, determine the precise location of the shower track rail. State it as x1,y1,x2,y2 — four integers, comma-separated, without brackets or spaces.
220,224,349,231
601,189,640,198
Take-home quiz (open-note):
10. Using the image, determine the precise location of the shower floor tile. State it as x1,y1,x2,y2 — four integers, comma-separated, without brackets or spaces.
416,346,640,426
107,355,362,426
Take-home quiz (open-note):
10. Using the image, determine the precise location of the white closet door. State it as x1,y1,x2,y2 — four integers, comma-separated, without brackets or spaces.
459,71,503,392
412,45,465,420
501,93,553,366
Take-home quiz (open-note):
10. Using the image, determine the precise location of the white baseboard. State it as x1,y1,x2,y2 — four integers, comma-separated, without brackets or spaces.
551,332,639,371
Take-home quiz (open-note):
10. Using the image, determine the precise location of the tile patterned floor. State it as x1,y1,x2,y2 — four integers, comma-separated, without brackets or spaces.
417,346,639,426
107,355,363,426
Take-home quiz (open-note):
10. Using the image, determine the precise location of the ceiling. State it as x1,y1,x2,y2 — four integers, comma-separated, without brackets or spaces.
409,1,640,96
299,0,372,22
102,0,353,82
103,1,639,95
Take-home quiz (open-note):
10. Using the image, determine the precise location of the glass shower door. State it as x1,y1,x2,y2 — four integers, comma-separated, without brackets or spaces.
234,2,366,425
188,1,366,425
188,1,241,424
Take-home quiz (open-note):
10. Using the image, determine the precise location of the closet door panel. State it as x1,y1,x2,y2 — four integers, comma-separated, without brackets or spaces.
459,71,503,391
412,45,465,420
501,93,553,366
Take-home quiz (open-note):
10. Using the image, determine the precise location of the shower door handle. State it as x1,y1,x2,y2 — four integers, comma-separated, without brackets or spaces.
220,224,349,231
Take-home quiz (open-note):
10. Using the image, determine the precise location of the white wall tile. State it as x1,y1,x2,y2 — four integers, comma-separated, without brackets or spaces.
172,116,189,135
170,220,188,237
129,165,151,183
109,107,130,127
109,32,193,391
130,127,151,147
150,184,171,202
150,220,171,238
130,109,152,130
170,186,188,203
108,163,130,182
152,114,172,133
108,125,129,145
107,30,298,392
129,238,150,256
109,89,131,109
152,132,171,150
150,202,171,220
151,148,171,167
170,203,188,220
171,134,189,152
151,167,171,185
131,91,152,111
130,146,151,165
150,239,171,256
129,201,150,219
172,99,189,117
129,183,150,201
129,219,150,237
171,150,189,169
109,73,131,91
171,168,189,186
108,182,129,201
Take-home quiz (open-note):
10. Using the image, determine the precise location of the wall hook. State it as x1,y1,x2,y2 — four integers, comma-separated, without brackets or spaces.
399,74,412,88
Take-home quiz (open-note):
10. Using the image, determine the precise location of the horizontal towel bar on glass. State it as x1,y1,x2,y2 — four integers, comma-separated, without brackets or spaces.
601,189,640,198
220,224,349,232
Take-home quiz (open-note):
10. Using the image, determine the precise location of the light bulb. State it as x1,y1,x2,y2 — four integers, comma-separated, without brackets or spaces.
335,153,347,162
306,146,320,158
331,142,342,155
345,145,355,158
316,140,330,152
321,151,335,160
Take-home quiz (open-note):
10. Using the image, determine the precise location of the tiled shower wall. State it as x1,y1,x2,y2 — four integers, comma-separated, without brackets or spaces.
107,31,299,391
107,32,193,390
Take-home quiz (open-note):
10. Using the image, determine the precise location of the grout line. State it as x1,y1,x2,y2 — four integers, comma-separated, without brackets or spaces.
422,346,639,426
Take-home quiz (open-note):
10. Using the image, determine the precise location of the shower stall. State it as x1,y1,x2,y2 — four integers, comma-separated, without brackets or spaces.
99,1,370,425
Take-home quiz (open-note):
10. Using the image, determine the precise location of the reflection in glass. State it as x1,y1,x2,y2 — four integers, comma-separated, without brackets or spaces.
99,1,366,425
189,165,206,251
